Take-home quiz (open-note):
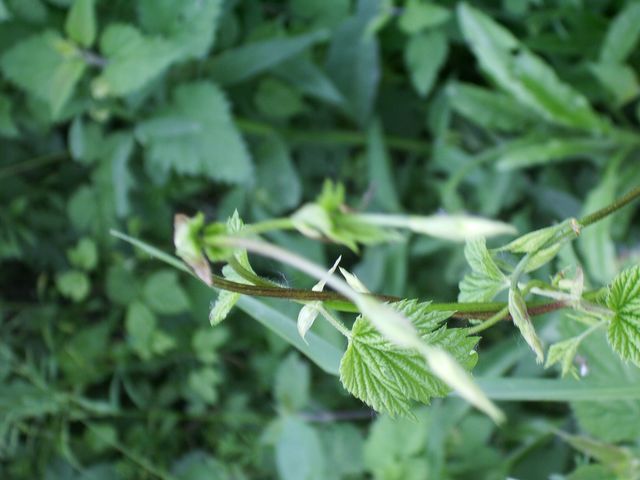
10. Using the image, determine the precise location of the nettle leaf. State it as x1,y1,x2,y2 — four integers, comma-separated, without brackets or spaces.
458,238,507,302
136,81,252,184
606,265,640,366
545,336,581,378
92,24,181,98
0,31,86,116
137,0,222,58
339,299,479,417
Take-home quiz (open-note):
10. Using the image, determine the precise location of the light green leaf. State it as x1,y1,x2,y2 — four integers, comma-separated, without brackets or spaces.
447,82,535,132
274,353,310,411
276,416,326,480
545,336,581,378
68,117,104,164
399,0,450,33
107,132,135,218
509,288,544,363
600,2,640,64
326,0,381,124
67,237,98,271
126,301,157,360
187,366,220,404
606,265,640,366
142,270,190,315
92,24,180,98
137,0,222,58
136,81,252,184
209,290,239,326
457,3,607,132
496,137,610,171
499,223,563,254
0,31,86,116
590,62,639,106
458,238,507,302
209,30,328,86
65,0,96,47
404,30,448,97
339,299,478,417
55,270,90,302
192,328,227,364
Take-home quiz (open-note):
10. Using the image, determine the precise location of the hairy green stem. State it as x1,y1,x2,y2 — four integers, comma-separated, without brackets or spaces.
578,184,640,227
466,307,510,335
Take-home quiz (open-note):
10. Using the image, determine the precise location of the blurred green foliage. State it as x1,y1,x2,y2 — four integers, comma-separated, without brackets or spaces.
1,0,640,478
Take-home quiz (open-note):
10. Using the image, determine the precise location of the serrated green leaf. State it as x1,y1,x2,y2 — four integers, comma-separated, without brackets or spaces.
606,265,640,366
404,30,448,97
457,3,608,132
339,299,478,417
92,24,180,98
600,2,640,64
137,0,222,58
447,82,536,133
65,0,96,47
458,238,506,302
209,30,329,86
136,81,252,184
1,31,86,116
499,223,563,253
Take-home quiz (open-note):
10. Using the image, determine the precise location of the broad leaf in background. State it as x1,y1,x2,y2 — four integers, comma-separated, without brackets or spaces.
404,30,447,98
1,31,86,116
65,0,96,48
606,265,640,366
274,352,310,412
0,94,18,137
599,2,640,64
447,82,536,133
326,0,381,125
366,119,401,212
92,24,180,98
137,0,222,58
458,3,608,133
340,300,478,416
136,81,252,184
398,0,450,34
209,30,329,86
578,159,619,285
275,416,326,480
254,135,302,213
495,136,611,171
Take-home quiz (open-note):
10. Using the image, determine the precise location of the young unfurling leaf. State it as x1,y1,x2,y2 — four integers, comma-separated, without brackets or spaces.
458,238,508,302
